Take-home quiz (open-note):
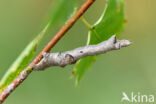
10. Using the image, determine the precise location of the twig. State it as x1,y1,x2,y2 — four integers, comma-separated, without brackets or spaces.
34,35,131,70
0,0,95,103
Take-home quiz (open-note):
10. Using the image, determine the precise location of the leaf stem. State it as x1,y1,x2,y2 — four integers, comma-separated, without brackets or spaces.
0,0,95,103
81,16,93,30
80,16,101,41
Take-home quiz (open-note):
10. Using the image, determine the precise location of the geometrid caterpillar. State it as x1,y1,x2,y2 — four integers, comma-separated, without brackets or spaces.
34,35,131,71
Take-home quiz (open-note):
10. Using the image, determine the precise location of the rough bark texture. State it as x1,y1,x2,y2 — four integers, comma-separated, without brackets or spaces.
34,35,131,70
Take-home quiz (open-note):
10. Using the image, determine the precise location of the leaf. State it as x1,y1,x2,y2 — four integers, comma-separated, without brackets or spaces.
0,24,49,91
73,0,125,85
0,0,78,91
48,0,78,28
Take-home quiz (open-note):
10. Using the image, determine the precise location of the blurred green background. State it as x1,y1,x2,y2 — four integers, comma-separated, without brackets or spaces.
0,0,156,104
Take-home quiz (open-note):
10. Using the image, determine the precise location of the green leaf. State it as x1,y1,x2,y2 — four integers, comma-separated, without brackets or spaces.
73,0,125,85
0,0,78,92
0,24,49,91
48,0,78,28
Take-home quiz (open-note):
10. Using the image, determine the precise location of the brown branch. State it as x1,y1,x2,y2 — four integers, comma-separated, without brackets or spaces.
0,0,95,103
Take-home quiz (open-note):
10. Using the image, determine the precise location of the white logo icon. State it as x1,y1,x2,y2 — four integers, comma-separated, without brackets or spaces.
121,92,130,102
121,92,154,103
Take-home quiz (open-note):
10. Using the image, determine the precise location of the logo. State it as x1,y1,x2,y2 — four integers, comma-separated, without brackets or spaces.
121,92,154,103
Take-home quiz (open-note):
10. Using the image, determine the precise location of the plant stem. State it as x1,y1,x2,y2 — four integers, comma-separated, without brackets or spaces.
81,16,101,41
81,16,93,30
0,0,95,103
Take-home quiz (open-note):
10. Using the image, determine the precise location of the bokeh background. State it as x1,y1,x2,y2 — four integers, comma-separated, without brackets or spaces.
0,0,156,104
